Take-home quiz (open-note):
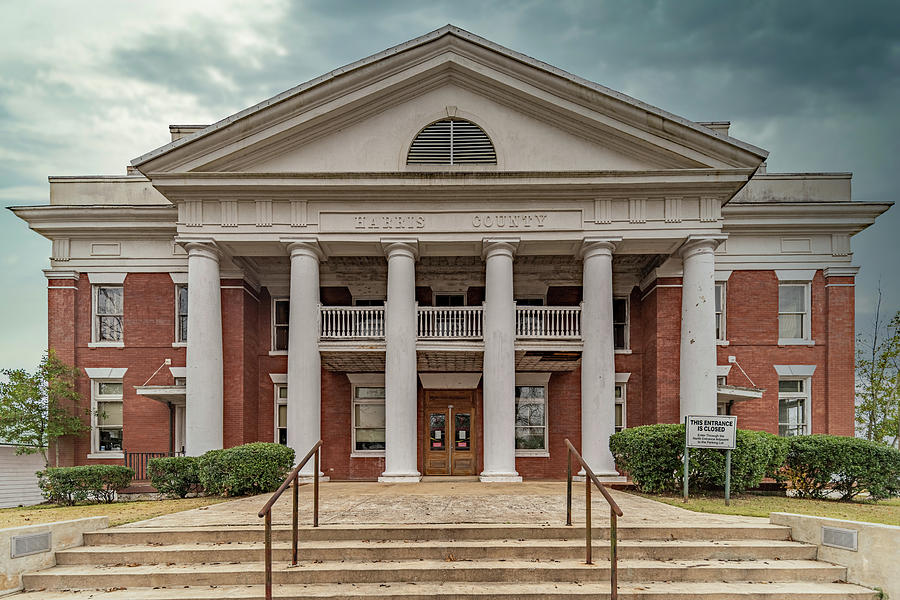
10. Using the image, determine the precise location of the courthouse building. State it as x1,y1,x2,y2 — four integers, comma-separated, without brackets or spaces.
12,26,890,481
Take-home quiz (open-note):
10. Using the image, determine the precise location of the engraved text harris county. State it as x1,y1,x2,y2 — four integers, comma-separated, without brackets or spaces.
351,213,549,230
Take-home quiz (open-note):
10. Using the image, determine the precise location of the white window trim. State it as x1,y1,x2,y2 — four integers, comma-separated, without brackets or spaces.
715,281,727,343
270,297,289,355
515,372,551,457
89,378,124,458
173,283,188,346
778,376,812,436
274,383,288,445
615,382,626,433
613,296,630,351
89,284,124,348
778,281,813,345
348,373,386,458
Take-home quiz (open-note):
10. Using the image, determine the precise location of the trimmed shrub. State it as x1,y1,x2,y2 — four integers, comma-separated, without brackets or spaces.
37,465,134,505
198,443,295,497
785,435,900,501
148,456,201,498
609,424,787,494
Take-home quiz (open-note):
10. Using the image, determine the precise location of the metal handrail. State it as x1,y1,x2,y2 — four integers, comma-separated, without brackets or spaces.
564,438,623,600
258,440,322,600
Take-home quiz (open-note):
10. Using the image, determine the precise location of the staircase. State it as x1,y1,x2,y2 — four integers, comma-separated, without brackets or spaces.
17,522,876,599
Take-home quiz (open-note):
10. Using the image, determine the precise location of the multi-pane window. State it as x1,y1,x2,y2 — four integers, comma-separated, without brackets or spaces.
175,285,188,343
94,286,123,342
353,386,385,452
715,283,726,341
515,385,547,451
778,283,809,340
94,381,123,452
272,299,289,351
613,298,628,350
614,384,626,432
275,385,287,445
778,379,809,437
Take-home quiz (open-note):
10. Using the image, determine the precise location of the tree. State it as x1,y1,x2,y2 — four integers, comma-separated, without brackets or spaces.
855,289,900,447
0,351,89,467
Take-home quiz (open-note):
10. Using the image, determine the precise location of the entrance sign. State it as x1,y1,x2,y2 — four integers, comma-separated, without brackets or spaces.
685,415,737,449
683,415,738,506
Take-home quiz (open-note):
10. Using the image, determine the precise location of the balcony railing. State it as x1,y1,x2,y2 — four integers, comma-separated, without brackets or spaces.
418,306,483,338
318,305,582,340
515,306,582,339
320,306,385,338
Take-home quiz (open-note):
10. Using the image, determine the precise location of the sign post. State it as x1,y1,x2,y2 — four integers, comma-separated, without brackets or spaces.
684,415,737,505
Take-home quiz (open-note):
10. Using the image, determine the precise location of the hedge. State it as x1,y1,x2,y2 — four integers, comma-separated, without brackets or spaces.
36,465,134,505
785,435,900,501
148,456,201,498
198,442,295,497
609,424,785,494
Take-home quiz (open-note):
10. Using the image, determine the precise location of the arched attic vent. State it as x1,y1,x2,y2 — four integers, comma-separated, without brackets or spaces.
406,119,497,165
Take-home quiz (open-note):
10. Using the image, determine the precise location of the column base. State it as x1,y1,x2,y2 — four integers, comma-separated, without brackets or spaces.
297,474,329,484
378,472,422,483
479,472,523,483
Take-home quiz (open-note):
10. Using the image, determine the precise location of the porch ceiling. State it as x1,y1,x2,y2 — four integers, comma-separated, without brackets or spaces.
320,349,581,373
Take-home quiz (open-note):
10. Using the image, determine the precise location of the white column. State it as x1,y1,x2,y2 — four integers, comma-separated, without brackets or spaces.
679,235,723,420
580,238,619,477
481,238,521,482
185,241,223,456
379,240,421,482
286,240,323,475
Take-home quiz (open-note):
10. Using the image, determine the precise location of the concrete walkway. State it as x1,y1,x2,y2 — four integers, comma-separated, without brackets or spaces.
120,481,767,528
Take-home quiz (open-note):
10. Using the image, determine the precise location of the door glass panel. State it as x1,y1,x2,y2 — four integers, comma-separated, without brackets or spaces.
455,412,471,451
429,412,446,450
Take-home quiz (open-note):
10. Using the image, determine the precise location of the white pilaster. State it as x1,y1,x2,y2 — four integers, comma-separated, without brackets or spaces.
580,238,619,477
480,238,521,483
185,241,223,456
679,235,725,419
379,239,421,483
285,239,324,475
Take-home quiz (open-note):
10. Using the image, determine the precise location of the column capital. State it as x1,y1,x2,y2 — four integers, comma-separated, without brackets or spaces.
281,237,324,261
381,238,419,260
580,237,620,260
181,239,221,262
677,234,727,260
482,237,519,260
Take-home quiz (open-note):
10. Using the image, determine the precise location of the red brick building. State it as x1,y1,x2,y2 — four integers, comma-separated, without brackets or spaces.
11,27,890,481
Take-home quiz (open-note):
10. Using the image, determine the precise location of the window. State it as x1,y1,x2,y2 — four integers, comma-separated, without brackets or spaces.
93,381,123,452
407,119,496,165
175,284,188,343
778,379,809,436
354,298,384,307
778,283,810,341
614,384,626,432
352,385,385,453
434,293,465,307
613,298,628,350
94,285,123,342
715,283,726,341
275,385,287,445
515,374,551,454
272,299,289,351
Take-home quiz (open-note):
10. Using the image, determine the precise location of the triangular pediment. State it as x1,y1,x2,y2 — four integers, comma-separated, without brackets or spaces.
132,26,767,175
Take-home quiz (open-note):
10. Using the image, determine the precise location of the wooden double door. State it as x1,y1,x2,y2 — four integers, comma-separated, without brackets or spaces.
423,390,476,476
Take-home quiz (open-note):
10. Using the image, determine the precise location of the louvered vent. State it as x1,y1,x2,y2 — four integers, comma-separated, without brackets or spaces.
407,119,496,165
11,532,51,558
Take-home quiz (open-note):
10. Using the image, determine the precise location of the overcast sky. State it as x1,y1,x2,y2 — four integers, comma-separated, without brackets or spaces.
1,0,897,370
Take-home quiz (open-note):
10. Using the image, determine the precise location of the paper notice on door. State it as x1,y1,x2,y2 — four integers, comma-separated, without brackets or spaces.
435,430,442,439
459,431,466,439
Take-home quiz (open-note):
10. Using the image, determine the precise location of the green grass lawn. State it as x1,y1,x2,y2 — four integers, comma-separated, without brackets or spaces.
634,491,900,526
0,496,229,529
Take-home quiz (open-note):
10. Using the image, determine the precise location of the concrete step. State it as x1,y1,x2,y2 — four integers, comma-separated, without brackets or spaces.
56,538,817,564
13,581,878,599
22,558,847,589
84,523,792,545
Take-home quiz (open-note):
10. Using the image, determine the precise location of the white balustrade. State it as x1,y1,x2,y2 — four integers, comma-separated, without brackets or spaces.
320,306,385,338
515,306,582,339
417,306,483,338
318,305,582,340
